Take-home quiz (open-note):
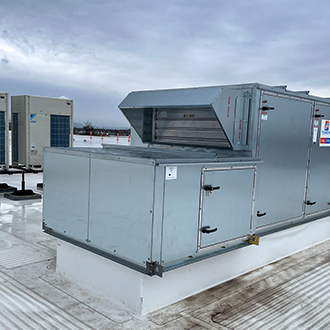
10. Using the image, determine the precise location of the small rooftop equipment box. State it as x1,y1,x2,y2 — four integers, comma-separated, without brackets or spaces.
0,92,9,170
43,83,330,277
12,95,73,169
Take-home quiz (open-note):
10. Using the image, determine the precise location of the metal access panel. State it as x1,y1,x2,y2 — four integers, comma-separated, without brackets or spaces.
0,92,9,169
198,167,256,249
89,158,155,264
255,94,312,228
11,95,73,169
306,103,330,214
43,152,90,239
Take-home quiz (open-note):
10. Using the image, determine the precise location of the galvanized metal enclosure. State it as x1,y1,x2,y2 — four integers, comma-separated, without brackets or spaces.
12,95,74,169
43,83,330,277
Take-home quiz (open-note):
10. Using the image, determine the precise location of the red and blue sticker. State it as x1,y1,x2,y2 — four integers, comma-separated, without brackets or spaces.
320,120,330,146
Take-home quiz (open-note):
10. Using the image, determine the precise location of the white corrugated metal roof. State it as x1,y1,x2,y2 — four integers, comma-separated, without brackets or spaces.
0,272,92,330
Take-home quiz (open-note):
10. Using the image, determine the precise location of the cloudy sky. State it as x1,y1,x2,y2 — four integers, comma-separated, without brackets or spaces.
0,0,329,127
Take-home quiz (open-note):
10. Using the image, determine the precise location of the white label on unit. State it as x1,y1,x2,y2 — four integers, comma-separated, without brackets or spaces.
319,119,330,147
166,166,177,180
261,112,268,120
31,142,36,150
313,119,319,144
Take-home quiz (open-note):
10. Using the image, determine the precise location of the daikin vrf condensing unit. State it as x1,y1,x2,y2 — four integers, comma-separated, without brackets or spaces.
12,95,73,169
0,92,9,170
43,83,330,277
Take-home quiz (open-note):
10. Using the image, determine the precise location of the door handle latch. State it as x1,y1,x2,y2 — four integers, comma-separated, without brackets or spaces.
306,200,316,205
204,185,220,196
201,226,218,234
257,211,267,217
204,185,220,191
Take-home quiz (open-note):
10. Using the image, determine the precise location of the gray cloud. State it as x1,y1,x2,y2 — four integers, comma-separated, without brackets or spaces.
0,0,329,126
2,55,9,64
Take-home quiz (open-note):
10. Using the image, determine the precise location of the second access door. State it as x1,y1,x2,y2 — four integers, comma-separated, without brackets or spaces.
198,167,256,250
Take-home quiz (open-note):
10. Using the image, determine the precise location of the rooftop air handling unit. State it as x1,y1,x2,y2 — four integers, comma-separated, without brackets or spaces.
43,83,330,277
0,92,9,170
11,95,73,169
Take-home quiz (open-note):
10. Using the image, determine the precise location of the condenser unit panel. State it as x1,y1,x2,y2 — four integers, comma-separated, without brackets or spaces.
50,115,71,147
0,111,5,164
29,113,50,166
11,96,28,166
0,93,9,169
12,113,19,164
11,95,73,168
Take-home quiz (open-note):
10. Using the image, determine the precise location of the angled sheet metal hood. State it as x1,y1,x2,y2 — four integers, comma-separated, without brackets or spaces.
119,86,251,150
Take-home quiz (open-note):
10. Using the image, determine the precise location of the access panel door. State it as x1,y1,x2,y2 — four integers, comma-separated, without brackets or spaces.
306,104,330,214
255,94,312,228
198,167,255,249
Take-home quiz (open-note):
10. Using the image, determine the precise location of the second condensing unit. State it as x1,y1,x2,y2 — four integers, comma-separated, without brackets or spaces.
12,95,73,169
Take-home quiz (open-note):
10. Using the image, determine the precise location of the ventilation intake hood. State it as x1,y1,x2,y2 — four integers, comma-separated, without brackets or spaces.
119,86,252,151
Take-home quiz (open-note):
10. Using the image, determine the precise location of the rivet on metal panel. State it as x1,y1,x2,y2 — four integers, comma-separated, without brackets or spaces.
248,235,260,246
